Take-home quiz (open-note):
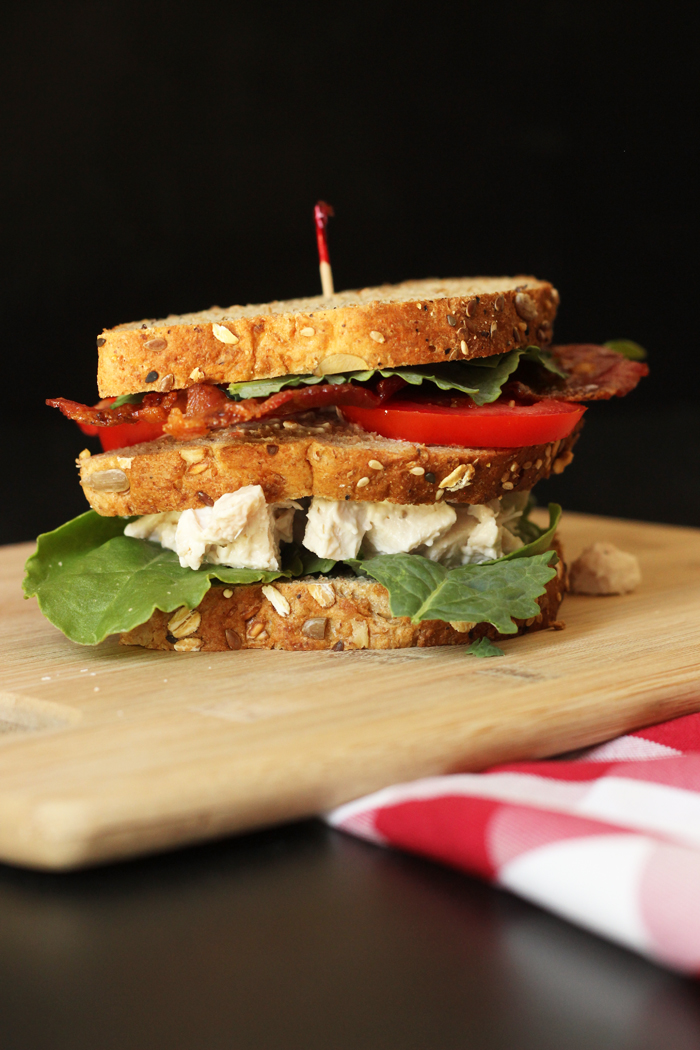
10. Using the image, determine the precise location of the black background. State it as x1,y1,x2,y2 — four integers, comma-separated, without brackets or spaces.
1,0,697,542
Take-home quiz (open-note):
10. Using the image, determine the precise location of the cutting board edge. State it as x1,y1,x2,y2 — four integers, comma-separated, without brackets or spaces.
1,674,699,872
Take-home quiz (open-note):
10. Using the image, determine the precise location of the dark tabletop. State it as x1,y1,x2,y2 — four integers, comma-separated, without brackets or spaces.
1,819,699,1050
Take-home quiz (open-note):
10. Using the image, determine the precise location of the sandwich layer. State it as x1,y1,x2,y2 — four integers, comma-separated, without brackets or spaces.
97,277,558,397
120,550,566,652
79,412,582,515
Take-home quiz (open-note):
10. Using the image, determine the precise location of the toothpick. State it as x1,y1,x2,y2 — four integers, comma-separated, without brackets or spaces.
314,201,335,297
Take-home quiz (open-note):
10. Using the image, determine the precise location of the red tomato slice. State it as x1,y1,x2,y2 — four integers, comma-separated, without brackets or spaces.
342,395,586,448
76,399,164,451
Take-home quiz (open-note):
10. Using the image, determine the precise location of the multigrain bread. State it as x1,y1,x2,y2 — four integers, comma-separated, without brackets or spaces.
97,277,558,397
120,548,567,652
79,411,582,515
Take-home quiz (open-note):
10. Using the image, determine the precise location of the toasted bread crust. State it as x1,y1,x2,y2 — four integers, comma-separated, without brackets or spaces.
120,548,566,652
78,413,582,515
97,277,558,397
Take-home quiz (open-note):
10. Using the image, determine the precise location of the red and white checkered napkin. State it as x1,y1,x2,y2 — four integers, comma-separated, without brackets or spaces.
327,713,700,973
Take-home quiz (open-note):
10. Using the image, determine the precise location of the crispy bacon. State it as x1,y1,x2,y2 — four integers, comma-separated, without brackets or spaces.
48,346,646,441
47,375,408,441
504,344,649,403
47,391,185,428
164,377,409,438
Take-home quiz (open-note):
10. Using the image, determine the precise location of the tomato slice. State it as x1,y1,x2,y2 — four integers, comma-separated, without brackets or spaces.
77,399,164,452
342,395,586,448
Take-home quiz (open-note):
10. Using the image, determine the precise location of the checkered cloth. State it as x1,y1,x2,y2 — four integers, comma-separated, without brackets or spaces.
328,713,700,973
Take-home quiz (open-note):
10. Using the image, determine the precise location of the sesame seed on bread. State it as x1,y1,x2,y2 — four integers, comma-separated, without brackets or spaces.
119,548,566,653
97,277,558,397
78,411,582,515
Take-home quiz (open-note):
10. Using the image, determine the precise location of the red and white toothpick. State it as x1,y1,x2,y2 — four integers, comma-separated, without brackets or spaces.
314,201,335,297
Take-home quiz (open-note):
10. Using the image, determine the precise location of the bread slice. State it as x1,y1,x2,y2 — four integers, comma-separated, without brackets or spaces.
78,411,582,515
120,549,566,652
97,277,558,397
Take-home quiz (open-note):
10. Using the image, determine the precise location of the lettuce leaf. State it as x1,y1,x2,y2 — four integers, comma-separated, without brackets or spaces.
498,502,561,562
23,512,302,645
520,346,568,378
355,550,557,634
24,503,562,645
512,494,541,546
347,503,561,633
375,355,522,405
226,345,557,406
297,547,338,575
226,373,348,399
111,392,146,408
603,339,648,361
108,346,567,410
464,637,505,658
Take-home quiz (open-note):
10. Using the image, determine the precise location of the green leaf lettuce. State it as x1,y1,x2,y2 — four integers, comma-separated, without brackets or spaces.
24,504,561,646
464,637,505,658
226,345,562,407
23,512,301,646
603,339,648,361
348,503,561,634
500,502,561,561
111,392,146,408
356,549,557,634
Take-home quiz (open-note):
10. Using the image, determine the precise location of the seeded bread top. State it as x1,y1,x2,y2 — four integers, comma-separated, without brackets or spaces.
97,276,559,397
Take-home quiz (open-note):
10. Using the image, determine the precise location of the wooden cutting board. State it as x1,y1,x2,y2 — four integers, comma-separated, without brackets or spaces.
1,511,699,870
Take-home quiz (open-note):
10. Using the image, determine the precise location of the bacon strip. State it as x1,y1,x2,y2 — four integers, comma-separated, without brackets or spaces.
504,344,648,402
48,375,408,440
47,390,186,426
48,346,646,440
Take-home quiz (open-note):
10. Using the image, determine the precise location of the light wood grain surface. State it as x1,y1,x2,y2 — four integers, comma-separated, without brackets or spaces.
1,512,699,870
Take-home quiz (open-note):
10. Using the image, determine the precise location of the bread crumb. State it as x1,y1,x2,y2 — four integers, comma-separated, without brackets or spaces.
569,542,641,595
